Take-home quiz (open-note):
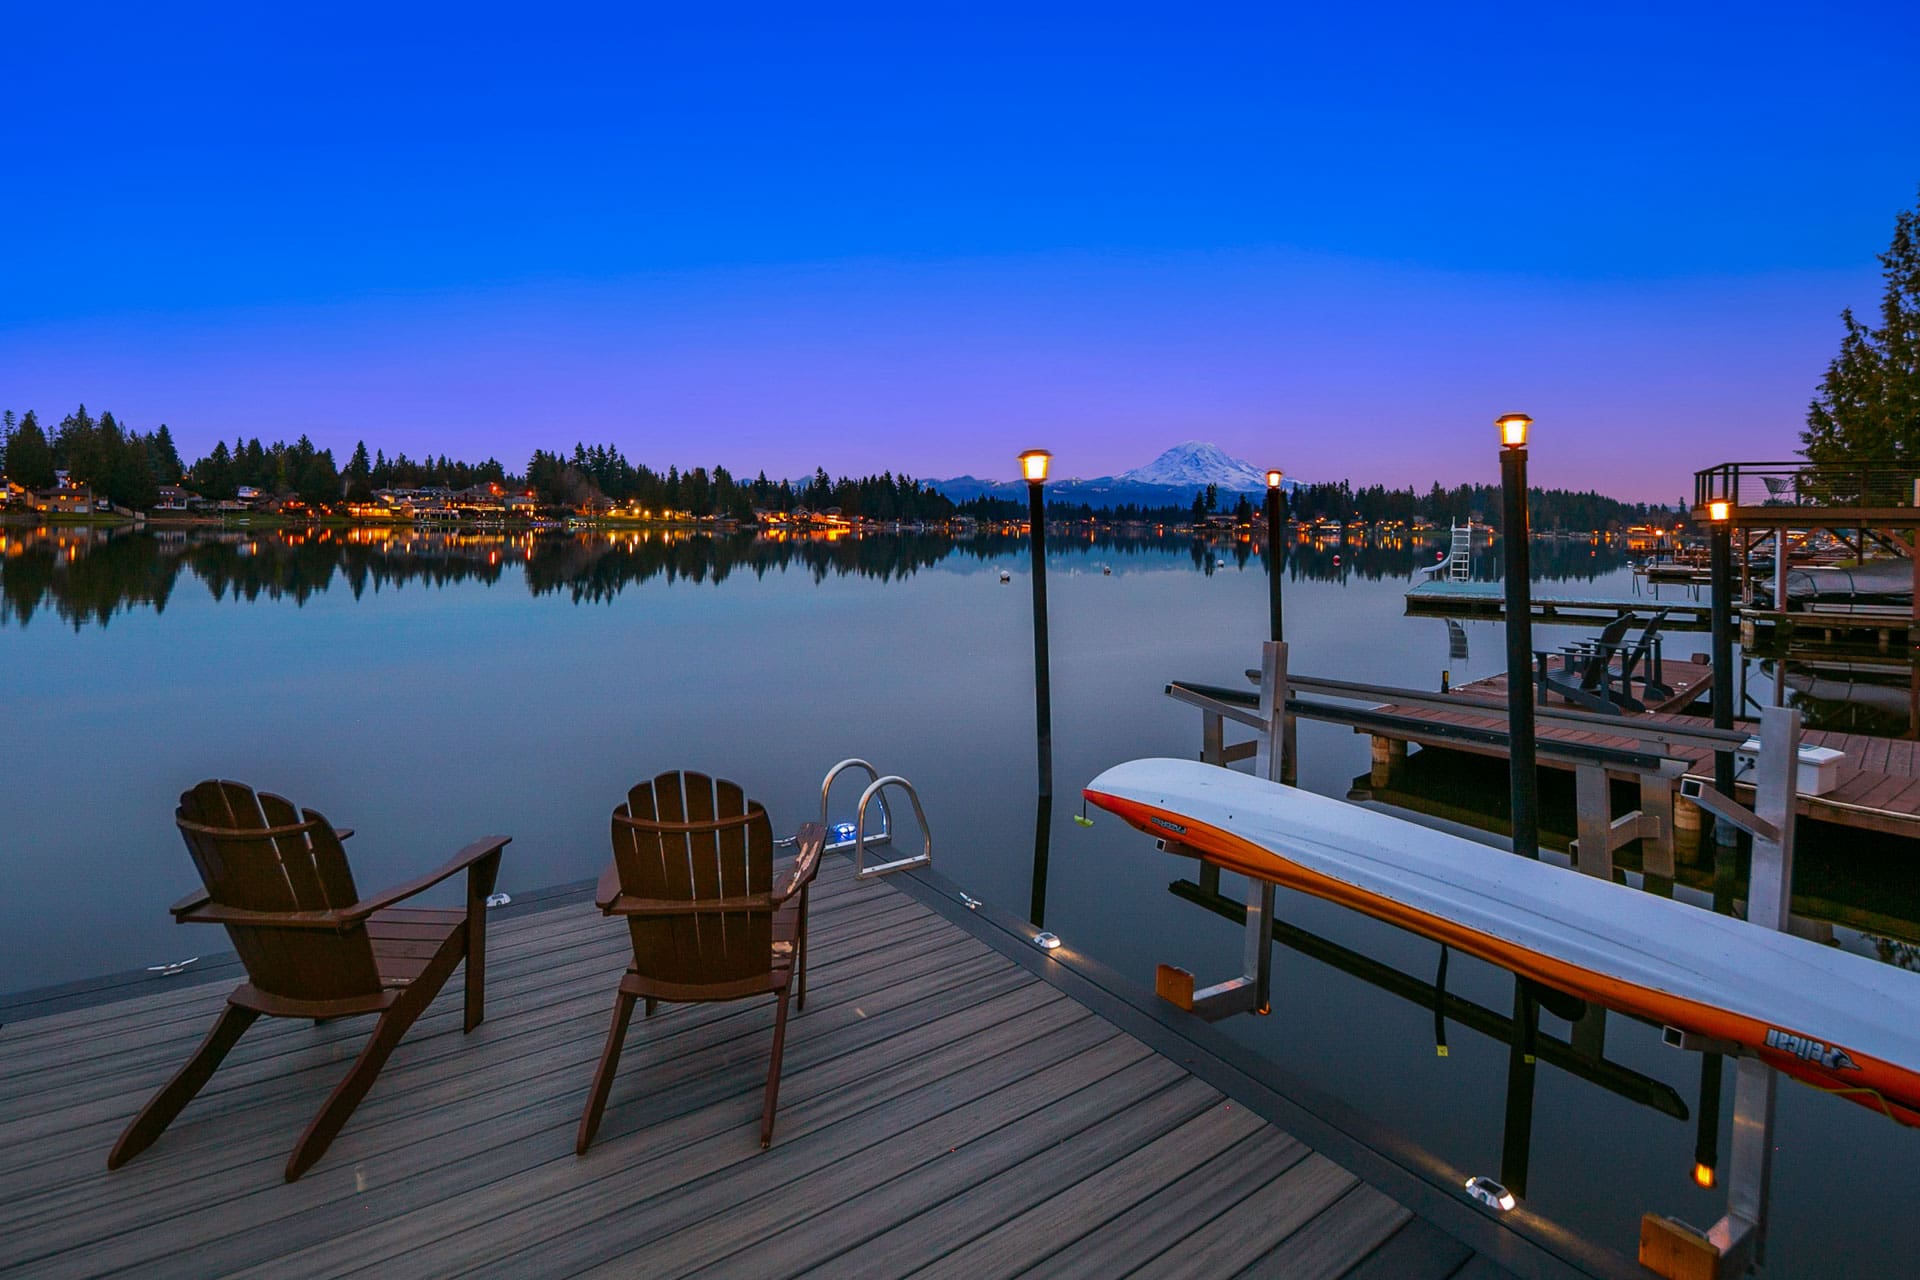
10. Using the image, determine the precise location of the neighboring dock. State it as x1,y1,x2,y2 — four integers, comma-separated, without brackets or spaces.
1363,668,1920,844
1404,579,1711,630
0,855,1634,1279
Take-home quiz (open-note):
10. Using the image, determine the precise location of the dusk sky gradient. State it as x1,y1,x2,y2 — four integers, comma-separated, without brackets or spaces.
4,2,1918,501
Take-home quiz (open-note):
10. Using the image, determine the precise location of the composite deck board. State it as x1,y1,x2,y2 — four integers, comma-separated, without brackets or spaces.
0,856,1517,1280
1334,1215,1477,1280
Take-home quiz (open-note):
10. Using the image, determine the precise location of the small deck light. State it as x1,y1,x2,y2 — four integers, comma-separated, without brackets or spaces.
1019,449,1052,483
1464,1175,1516,1211
1693,1161,1716,1189
1033,931,1062,950
1265,468,1284,489
1708,499,1731,523
1496,414,1533,449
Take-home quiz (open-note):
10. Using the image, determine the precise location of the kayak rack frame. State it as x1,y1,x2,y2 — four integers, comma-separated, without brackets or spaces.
1160,641,1802,1279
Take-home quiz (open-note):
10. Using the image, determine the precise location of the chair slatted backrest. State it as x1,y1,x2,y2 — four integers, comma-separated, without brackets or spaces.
176,779,381,1002
1573,613,1638,688
610,772,776,988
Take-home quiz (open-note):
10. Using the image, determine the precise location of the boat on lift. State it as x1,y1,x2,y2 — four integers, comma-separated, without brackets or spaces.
1084,757,1920,1127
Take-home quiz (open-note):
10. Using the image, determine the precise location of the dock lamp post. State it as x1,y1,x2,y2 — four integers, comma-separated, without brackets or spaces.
1265,469,1285,643
1020,449,1054,801
1707,499,1737,846
1497,414,1539,860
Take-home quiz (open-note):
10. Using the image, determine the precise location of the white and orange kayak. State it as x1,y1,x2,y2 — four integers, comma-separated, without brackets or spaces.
1085,758,1920,1128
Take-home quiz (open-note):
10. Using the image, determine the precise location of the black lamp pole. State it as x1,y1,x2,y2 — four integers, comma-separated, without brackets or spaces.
1265,471,1285,643
1020,451,1054,801
1708,507,1736,843
1498,415,1539,859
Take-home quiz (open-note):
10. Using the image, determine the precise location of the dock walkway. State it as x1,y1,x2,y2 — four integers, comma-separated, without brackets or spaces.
0,855,1623,1279
1404,579,1710,629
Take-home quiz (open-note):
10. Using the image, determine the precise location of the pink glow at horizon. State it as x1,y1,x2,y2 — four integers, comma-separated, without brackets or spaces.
1,249,1860,504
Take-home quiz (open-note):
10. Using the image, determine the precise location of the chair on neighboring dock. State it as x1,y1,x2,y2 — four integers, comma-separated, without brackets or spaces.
576,772,824,1155
1612,608,1674,704
1535,613,1637,714
108,780,509,1181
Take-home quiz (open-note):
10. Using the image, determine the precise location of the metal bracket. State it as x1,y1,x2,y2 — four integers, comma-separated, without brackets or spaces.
1678,778,1781,846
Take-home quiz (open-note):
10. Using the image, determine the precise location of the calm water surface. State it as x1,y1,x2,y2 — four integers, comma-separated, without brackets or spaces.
2,524,1914,1276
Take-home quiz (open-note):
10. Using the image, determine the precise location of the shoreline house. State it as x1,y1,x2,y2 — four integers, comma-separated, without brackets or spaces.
0,480,29,508
30,473,99,515
153,485,201,512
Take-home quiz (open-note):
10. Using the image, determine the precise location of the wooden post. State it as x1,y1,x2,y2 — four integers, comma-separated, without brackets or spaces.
1640,773,1675,878
1572,766,1613,879
1369,736,1407,788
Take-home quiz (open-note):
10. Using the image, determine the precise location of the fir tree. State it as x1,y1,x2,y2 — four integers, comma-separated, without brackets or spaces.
1803,189,1920,462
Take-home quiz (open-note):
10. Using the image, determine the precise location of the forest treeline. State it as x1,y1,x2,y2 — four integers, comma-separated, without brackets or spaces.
3,406,1674,531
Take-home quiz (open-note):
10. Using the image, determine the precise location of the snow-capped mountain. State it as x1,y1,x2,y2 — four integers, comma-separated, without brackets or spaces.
928,442,1289,510
1116,442,1271,492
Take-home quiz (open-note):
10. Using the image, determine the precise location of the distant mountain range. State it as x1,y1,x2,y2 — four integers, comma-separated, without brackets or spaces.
928,441,1292,510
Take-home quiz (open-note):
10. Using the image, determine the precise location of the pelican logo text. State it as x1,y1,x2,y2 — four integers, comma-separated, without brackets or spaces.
1150,817,1187,835
1765,1028,1859,1072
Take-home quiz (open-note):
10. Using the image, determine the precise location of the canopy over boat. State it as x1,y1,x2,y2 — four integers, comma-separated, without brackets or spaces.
1085,758,1920,1127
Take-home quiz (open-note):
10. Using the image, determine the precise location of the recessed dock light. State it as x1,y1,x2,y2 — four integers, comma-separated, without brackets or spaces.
485,892,512,908
1693,1162,1716,1189
1464,1176,1516,1211
1033,931,1062,950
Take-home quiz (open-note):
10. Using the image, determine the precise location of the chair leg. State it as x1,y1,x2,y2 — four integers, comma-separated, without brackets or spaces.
109,1003,259,1170
577,990,639,1155
285,982,436,1182
795,886,810,1012
760,985,793,1149
465,908,487,1034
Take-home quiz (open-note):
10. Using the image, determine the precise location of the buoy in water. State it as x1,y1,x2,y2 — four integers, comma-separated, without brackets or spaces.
999,570,1011,583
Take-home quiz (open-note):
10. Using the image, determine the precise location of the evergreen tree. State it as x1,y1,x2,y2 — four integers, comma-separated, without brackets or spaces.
345,441,374,500
148,424,184,485
1803,189,1920,462
3,410,54,488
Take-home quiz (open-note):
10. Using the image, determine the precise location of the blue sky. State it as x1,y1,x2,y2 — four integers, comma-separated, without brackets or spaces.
3,2,1916,499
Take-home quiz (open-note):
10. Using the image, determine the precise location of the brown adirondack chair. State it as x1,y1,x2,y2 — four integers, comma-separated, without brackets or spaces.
576,772,824,1154
108,780,509,1181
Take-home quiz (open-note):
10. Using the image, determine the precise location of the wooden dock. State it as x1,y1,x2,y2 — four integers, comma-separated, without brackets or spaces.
1405,579,1711,630
0,855,1634,1279
1365,668,1920,843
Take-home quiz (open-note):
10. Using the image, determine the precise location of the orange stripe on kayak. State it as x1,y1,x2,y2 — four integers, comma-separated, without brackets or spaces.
1086,787,1920,1128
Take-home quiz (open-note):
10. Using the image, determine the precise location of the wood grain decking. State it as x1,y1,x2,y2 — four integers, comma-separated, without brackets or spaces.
0,856,1509,1280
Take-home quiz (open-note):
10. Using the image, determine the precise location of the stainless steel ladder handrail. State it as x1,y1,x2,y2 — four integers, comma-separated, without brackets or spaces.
820,758,893,854
854,775,932,877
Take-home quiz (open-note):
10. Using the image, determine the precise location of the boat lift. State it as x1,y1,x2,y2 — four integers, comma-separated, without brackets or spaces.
1145,640,1821,1280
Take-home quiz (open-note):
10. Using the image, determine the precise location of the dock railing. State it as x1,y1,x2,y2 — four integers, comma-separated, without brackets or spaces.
1694,459,1920,513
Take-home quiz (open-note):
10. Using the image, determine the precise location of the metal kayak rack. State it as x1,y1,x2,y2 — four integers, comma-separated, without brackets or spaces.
819,759,932,878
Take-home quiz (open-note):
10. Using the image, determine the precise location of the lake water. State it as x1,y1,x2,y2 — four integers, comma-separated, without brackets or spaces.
2,523,1915,1275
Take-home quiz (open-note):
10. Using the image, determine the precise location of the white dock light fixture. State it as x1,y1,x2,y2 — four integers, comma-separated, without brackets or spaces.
1496,413,1533,449
1019,449,1052,483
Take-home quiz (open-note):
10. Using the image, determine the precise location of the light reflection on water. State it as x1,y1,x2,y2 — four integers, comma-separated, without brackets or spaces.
0,523,1914,1276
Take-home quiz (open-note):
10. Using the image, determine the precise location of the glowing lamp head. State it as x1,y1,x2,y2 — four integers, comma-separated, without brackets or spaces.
1708,499,1731,523
1495,413,1533,449
1265,468,1284,490
1693,1162,1716,1189
1018,449,1052,484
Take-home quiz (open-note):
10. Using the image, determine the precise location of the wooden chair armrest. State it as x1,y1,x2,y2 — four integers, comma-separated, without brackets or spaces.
169,888,213,918
773,823,827,904
343,835,511,922
601,893,779,916
174,902,352,931
335,827,355,841
596,864,622,912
